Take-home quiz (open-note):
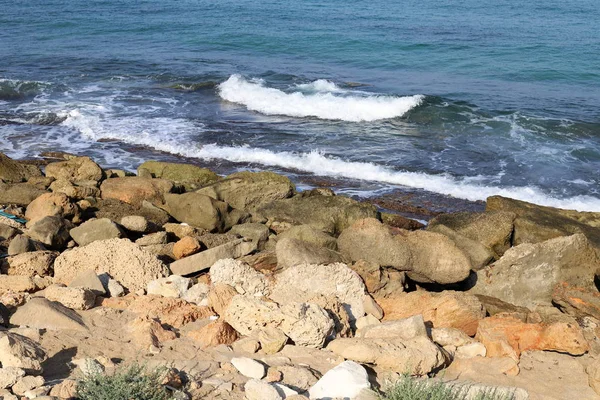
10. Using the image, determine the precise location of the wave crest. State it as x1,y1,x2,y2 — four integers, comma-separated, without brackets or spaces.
217,74,424,122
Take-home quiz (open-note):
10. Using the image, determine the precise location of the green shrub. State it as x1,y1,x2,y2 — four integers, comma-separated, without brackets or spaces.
381,375,516,400
76,362,170,400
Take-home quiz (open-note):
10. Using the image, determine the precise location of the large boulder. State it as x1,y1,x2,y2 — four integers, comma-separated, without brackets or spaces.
25,192,78,226
53,238,169,293
197,171,295,212
275,238,342,269
0,250,57,276
100,177,173,206
10,298,87,331
169,239,257,276
163,192,245,232
377,291,486,336
0,153,42,183
427,211,516,258
224,295,334,348
486,195,600,250
0,182,47,206
258,194,378,235
426,224,495,270
0,332,47,374
277,224,338,250
327,336,445,375
69,218,125,246
470,234,600,309
338,219,472,284
44,156,103,183
137,161,219,191
270,263,368,322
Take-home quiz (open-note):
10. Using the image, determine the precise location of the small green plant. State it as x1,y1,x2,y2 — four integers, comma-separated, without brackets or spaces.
76,362,170,400
380,375,516,400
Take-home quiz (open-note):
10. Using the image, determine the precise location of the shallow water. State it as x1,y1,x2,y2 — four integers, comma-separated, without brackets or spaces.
1,0,599,210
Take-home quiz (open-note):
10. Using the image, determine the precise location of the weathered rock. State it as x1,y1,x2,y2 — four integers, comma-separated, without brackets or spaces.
0,367,25,390
552,282,600,321
25,192,77,226
119,215,149,233
275,238,342,269
209,259,269,297
328,336,445,374
137,161,219,191
100,177,173,206
68,270,106,296
26,216,72,249
69,218,125,246
164,192,244,232
44,156,103,183
54,238,169,293
257,327,288,355
10,297,87,331
135,231,168,246
428,211,516,258
1,251,56,276
378,291,486,336
470,234,600,309
0,153,42,183
224,295,334,348
277,224,337,250
182,282,210,305
11,375,44,396
0,276,38,295
101,294,215,328
270,263,368,322
187,320,238,348
44,284,96,310
208,283,238,316
427,224,495,270
356,315,427,340
232,337,261,354
197,171,295,212
587,360,600,396
128,315,177,350
230,223,270,249
163,223,205,239
431,327,476,348
454,342,487,359
170,239,257,276
173,236,201,260
49,178,100,200
146,275,191,298
49,379,77,399
0,223,18,241
231,357,266,379
308,361,370,400
348,260,386,294
0,182,46,206
0,331,47,374
259,194,378,235
476,314,589,360
474,295,531,320
7,234,34,256
244,379,282,400
27,175,54,190
88,198,171,227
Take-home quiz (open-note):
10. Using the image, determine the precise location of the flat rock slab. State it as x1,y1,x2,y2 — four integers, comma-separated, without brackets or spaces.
10,297,87,331
169,239,257,276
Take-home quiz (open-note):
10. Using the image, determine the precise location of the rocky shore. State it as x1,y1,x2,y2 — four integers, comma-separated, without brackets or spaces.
1,151,600,399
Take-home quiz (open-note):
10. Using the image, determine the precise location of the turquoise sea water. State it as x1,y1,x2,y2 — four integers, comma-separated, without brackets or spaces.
1,0,599,210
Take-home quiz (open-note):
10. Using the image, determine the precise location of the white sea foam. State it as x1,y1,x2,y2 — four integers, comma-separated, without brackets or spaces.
295,79,346,93
217,74,424,122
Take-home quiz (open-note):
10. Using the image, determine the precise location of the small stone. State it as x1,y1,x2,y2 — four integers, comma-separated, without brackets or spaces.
455,342,487,359
69,218,125,246
173,236,202,260
147,275,191,298
265,368,283,383
182,282,210,305
135,231,168,246
7,234,34,256
44,284,96,310
208,283,238,316
272,382,299,398
244,379,282,400
69,270,106,296
120,215,149,233
0,332,47,374
11,375,45,396
49,379,77,399
186,321,238,348
258,327,288,355
232,337,261,354
356,315,427,340
231,357,266,379
308,361,370,400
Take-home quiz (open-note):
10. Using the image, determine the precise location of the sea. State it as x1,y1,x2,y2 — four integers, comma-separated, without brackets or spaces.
1,0,599,214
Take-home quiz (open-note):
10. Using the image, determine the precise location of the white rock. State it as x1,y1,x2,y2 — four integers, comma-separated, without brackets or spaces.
244,379,282,400
210,259,269,296
273,383,299,398
455,342,487,359
182,282,210,305
355,314,381,330
231,357,266,379
308,361,370,399
146,275,191,298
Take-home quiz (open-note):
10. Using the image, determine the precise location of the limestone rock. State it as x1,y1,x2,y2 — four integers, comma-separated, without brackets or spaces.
88,198,170,227
431,327,476,348
308,361,370,400
0,182,46,206
553,282,600,320
146,275,191,298
54,238,169,293
231,357,266,379
208,283,238,316
270,263,368,322
244,379,282,400
1,251,57,276
68,270,106,296
0,367,25,390
0,223,18,241
0,153,42,183
210,259,269,297
25,192,77,226
471,234,600,309
100,177,173,206
128,315,176,350
0,331,47,374
275,238,342,269
230,223,270,249
164,192,243,232
26,216,72,249
7,234,34,256
427,224,495,270
186,320,238,348
258,194,378,235
137,161,218,191
44,284,95,310
44,156,103,183
10,297,87,331
257,327,288,355
378,291,486,336
11,375,44,396
197,171,295,212
172,236,201,260
69,218,125,246
163,223,205,239
182,282,210,305
170,239,257,276
49,178,100,200
120,215,150,233
277,224,337,250
135,231,168,246
0,276,38,295
356,315,427,340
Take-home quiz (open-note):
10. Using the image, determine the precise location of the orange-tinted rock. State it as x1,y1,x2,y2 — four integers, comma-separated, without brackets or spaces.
128,315,177,349
208,283,238,316
100,177,173,206
378,291,486,336
552,282,600,320
173,236,202,260
25,192,77,226
186,320,238,348
476,314,589,360
101,294,215,328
